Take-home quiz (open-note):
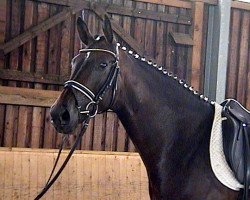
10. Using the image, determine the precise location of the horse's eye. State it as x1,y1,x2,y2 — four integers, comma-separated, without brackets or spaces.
100,62,108,68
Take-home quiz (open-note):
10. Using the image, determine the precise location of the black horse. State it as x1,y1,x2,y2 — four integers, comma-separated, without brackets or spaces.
50,16,239,199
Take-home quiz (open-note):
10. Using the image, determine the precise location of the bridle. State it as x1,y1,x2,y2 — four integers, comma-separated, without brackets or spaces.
35,47,119,200
64,48,120,118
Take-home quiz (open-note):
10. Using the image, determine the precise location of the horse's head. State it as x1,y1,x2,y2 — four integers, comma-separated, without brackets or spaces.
50,16,119,134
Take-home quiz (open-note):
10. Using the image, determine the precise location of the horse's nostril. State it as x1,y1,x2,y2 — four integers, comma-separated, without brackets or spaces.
60,109,70,124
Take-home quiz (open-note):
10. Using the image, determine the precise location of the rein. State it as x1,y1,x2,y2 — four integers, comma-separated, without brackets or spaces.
35,48,119,199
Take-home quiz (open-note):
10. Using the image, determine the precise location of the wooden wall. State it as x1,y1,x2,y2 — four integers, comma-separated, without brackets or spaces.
0,148,150,200
226,3,250,110
0,0,212,151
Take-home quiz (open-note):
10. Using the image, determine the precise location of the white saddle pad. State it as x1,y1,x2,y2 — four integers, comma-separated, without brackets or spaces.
210,103,242,190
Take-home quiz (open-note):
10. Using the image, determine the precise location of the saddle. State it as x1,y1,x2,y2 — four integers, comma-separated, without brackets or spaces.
221,99,250,200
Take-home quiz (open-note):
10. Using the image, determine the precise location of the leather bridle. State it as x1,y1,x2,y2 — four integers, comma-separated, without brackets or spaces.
65,48,119,118
35,47,119,200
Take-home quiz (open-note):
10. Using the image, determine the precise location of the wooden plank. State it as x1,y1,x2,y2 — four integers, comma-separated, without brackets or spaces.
0,0,6,147
0,8,71,55
145,3,157,58
3,105,16,147
60,153,69,200
43,5,61,149
176,8,189,80
105,112,116,151
74,10,82,56
91,154,99,199
4,152,14,199
31,2,49,148
106,3,191,25
35,0,192,25
35,0,192,8
137,0,217,7
29,153,38,199
0,148,151,199
116,121,127,152
0,86,60,107
165,6,178,71
0,69,68,85
60,12,71,78
12,152,21,199
44,153,54,199
98,154,106,199
190,2,204,91
93,114,105,151
155,4,166,65
0,151,5,199
53,151,62,199
83,154,92,199
68,154,77,199
81,119,94,150
119,155,128,199
37,154,47,197
17,1,35,148
170,31,193,46
236,11,250,105
134,2,147,54
135,0,192,8
56,10,72,147
76,154,84,199
104,154,113,199
35,0,217,8
232,1,250,11
4,0,21,148
112,154,121,199
21,153,30,199
226,9,241,99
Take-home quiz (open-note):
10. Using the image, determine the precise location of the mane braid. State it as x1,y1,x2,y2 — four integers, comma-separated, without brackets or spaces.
117,43,215,105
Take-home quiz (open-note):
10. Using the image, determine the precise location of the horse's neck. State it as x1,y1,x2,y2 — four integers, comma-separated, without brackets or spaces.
113,51,214,169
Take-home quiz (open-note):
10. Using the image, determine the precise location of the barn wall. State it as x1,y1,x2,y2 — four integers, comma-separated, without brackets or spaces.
226,3,250,110
0,0,211,151
0,148,150,200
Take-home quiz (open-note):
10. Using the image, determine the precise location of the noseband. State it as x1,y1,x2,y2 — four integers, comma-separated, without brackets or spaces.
64,48,119,118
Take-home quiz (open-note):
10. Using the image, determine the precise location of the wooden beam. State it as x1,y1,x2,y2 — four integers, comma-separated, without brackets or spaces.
189,0,217,5
34,0,191,25
0,147,140,156
0,3,88,55
190,2,204,91
0,69,69,85
101,3,191,25
134,0,192,8
33,0,88,7
169,32,193,46
0,8,71,55
135,0,217,8
0,86,60,107
34,0,192,8
231,1,250,11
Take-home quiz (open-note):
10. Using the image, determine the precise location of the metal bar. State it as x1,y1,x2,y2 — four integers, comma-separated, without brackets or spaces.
204,0,231,103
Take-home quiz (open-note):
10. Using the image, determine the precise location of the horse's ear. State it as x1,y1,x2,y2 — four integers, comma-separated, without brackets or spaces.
77,17,94,45
103,15,113,43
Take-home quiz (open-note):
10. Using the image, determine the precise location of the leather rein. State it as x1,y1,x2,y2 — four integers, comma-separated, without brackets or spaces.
34,48,119,199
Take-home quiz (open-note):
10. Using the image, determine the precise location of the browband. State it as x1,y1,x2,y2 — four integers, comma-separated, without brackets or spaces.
79,49,117,60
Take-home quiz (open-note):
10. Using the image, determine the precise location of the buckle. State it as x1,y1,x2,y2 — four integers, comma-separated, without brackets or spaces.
86,101,98,118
